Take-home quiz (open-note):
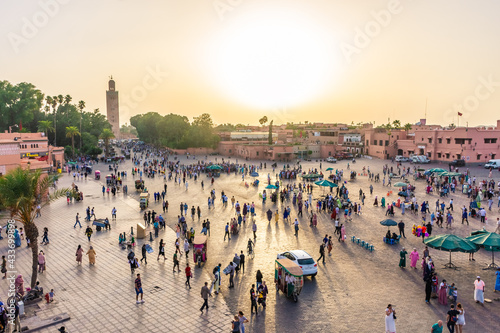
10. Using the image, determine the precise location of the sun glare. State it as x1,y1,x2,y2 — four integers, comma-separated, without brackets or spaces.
208,9,335,109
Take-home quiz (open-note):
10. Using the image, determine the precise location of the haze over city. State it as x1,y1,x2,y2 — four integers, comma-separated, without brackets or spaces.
2,0,500,126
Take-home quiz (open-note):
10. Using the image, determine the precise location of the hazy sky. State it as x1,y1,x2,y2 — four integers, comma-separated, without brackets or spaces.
2,0,500,127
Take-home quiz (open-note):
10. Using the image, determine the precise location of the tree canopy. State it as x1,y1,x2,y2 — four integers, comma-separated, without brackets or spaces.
130,112,220,149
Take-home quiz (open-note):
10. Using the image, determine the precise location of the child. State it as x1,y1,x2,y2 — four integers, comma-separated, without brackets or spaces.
49,289,55,302
20,228,24,240
448,283,457,303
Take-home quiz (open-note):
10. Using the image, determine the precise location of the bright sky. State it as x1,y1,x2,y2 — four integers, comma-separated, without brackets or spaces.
1,0,500,127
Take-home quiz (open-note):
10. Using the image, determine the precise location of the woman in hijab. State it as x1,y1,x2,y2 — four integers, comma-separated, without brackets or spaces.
15,274,24,296
86,246,96,265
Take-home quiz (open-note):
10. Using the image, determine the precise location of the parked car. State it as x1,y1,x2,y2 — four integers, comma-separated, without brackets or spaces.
326,157,337,163
395,155,409,162
484,159,500,169
449,159,465,167
277,250,317,277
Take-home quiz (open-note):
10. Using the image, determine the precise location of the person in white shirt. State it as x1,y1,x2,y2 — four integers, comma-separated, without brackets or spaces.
495,218,500,234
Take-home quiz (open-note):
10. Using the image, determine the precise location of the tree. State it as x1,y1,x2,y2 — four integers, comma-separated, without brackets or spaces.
268,120,273,145
403,123,412,134
392,120,401,129
64,94,72,105
259,116,268,126
65,126,80,158
100,128,115,157
37,120,54,136
0,167,67,288
78,100,85,150
0,81,44,132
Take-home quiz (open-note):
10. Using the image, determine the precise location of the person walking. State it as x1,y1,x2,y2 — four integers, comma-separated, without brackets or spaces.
318,243,325,264
252,222,257,238
399,247,407,268
238,311,249,333
431,320,443,333
86,246,96,265
228,262,235,288
75,245,83,265
200,281,211,313
294,218,299,236
495,217,500,233
85,226,93,242
446,304,459,333
185,263,192,289
385,304,396,333
184,239,190,259
456,303,465,333
135,273,144,304
495,267,500,292
173,252,180,272
409,248,419,269
224,222,230,241
13,302,21,333
239,250,246,273
250,284,258,315
140,244,147,265
38,251,45,273
111,207,117,219
474,276,485,305
327,236,333,256
231,315,241,333
157,239,165,261
74,213,82,228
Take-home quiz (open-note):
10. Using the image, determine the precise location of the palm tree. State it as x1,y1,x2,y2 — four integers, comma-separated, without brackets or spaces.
100,128,115,157
51,96,58,146
78,100,85,150
37,120,54,137
403,123,412,134
66,126,80,158
57,94,64,105
0,167,67,288
64,94,72,105
259,116,268,126
392,120,401,129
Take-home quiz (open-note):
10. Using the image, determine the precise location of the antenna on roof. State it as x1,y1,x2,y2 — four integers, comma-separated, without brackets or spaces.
424,98,427,120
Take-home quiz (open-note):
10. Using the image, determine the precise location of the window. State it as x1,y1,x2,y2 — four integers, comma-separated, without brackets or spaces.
477,154,481,160
379,140,383,146
484,138,498,144
228,149,232,153
366,140,369,146
385,140,389,146
427,152,431,158
438,138,442,144
492,154,496,159
455,138,472,145
446,153,450,159
446,139,451,144
428,138,432,143
437,153,442,158
373,140,377,145
256,152,259,156
456,154,461,159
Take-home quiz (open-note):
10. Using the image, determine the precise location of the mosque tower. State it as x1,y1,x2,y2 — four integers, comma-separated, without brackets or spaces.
106,76,120,139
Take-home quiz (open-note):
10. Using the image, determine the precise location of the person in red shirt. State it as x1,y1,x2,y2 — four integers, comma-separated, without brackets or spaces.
185,263,192,289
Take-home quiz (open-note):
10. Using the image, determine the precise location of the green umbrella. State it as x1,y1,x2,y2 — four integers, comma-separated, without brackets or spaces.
326,167,334,171
393,182,407,187
207,165,222,170
442,171,461,177
380,219,398,227
302,173,321,179
427,168,447,173
314,179,337,187
466,232,500,269
424,234,478,269
265,184,278,190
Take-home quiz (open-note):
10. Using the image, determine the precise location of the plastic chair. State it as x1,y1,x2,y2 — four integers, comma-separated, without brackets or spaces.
360,240,365,247
356,238,361,244
369,245,374,252
351,236,356,242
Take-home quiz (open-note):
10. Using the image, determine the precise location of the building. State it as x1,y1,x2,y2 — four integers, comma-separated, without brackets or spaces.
106,77,120,139
0,132,64,175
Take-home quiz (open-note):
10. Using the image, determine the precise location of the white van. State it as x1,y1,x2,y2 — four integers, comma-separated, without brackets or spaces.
484,159,500,169
418,155,430,164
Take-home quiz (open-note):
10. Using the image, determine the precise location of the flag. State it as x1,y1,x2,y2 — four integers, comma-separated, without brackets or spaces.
19,121,22,131
458,112,463,116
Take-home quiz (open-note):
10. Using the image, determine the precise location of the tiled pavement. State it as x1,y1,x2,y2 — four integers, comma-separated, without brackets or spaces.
1,156,499,332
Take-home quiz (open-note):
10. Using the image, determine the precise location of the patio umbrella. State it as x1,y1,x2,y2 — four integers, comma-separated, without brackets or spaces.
393,182,407,187
302,173,320,179
442,171,461,177
380,219,398,227
265,184,278,190
314,179,337,187
466,231,500,269
326,167,334,171
398,191,408,197
207,165,222,170
424,168,446,175
424,234,478,269
250,172,259,177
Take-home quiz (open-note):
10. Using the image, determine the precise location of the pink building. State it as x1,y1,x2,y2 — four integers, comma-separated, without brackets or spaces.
0,132,64,175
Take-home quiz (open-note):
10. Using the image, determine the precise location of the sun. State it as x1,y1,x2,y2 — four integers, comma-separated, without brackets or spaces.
207,9,336,109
